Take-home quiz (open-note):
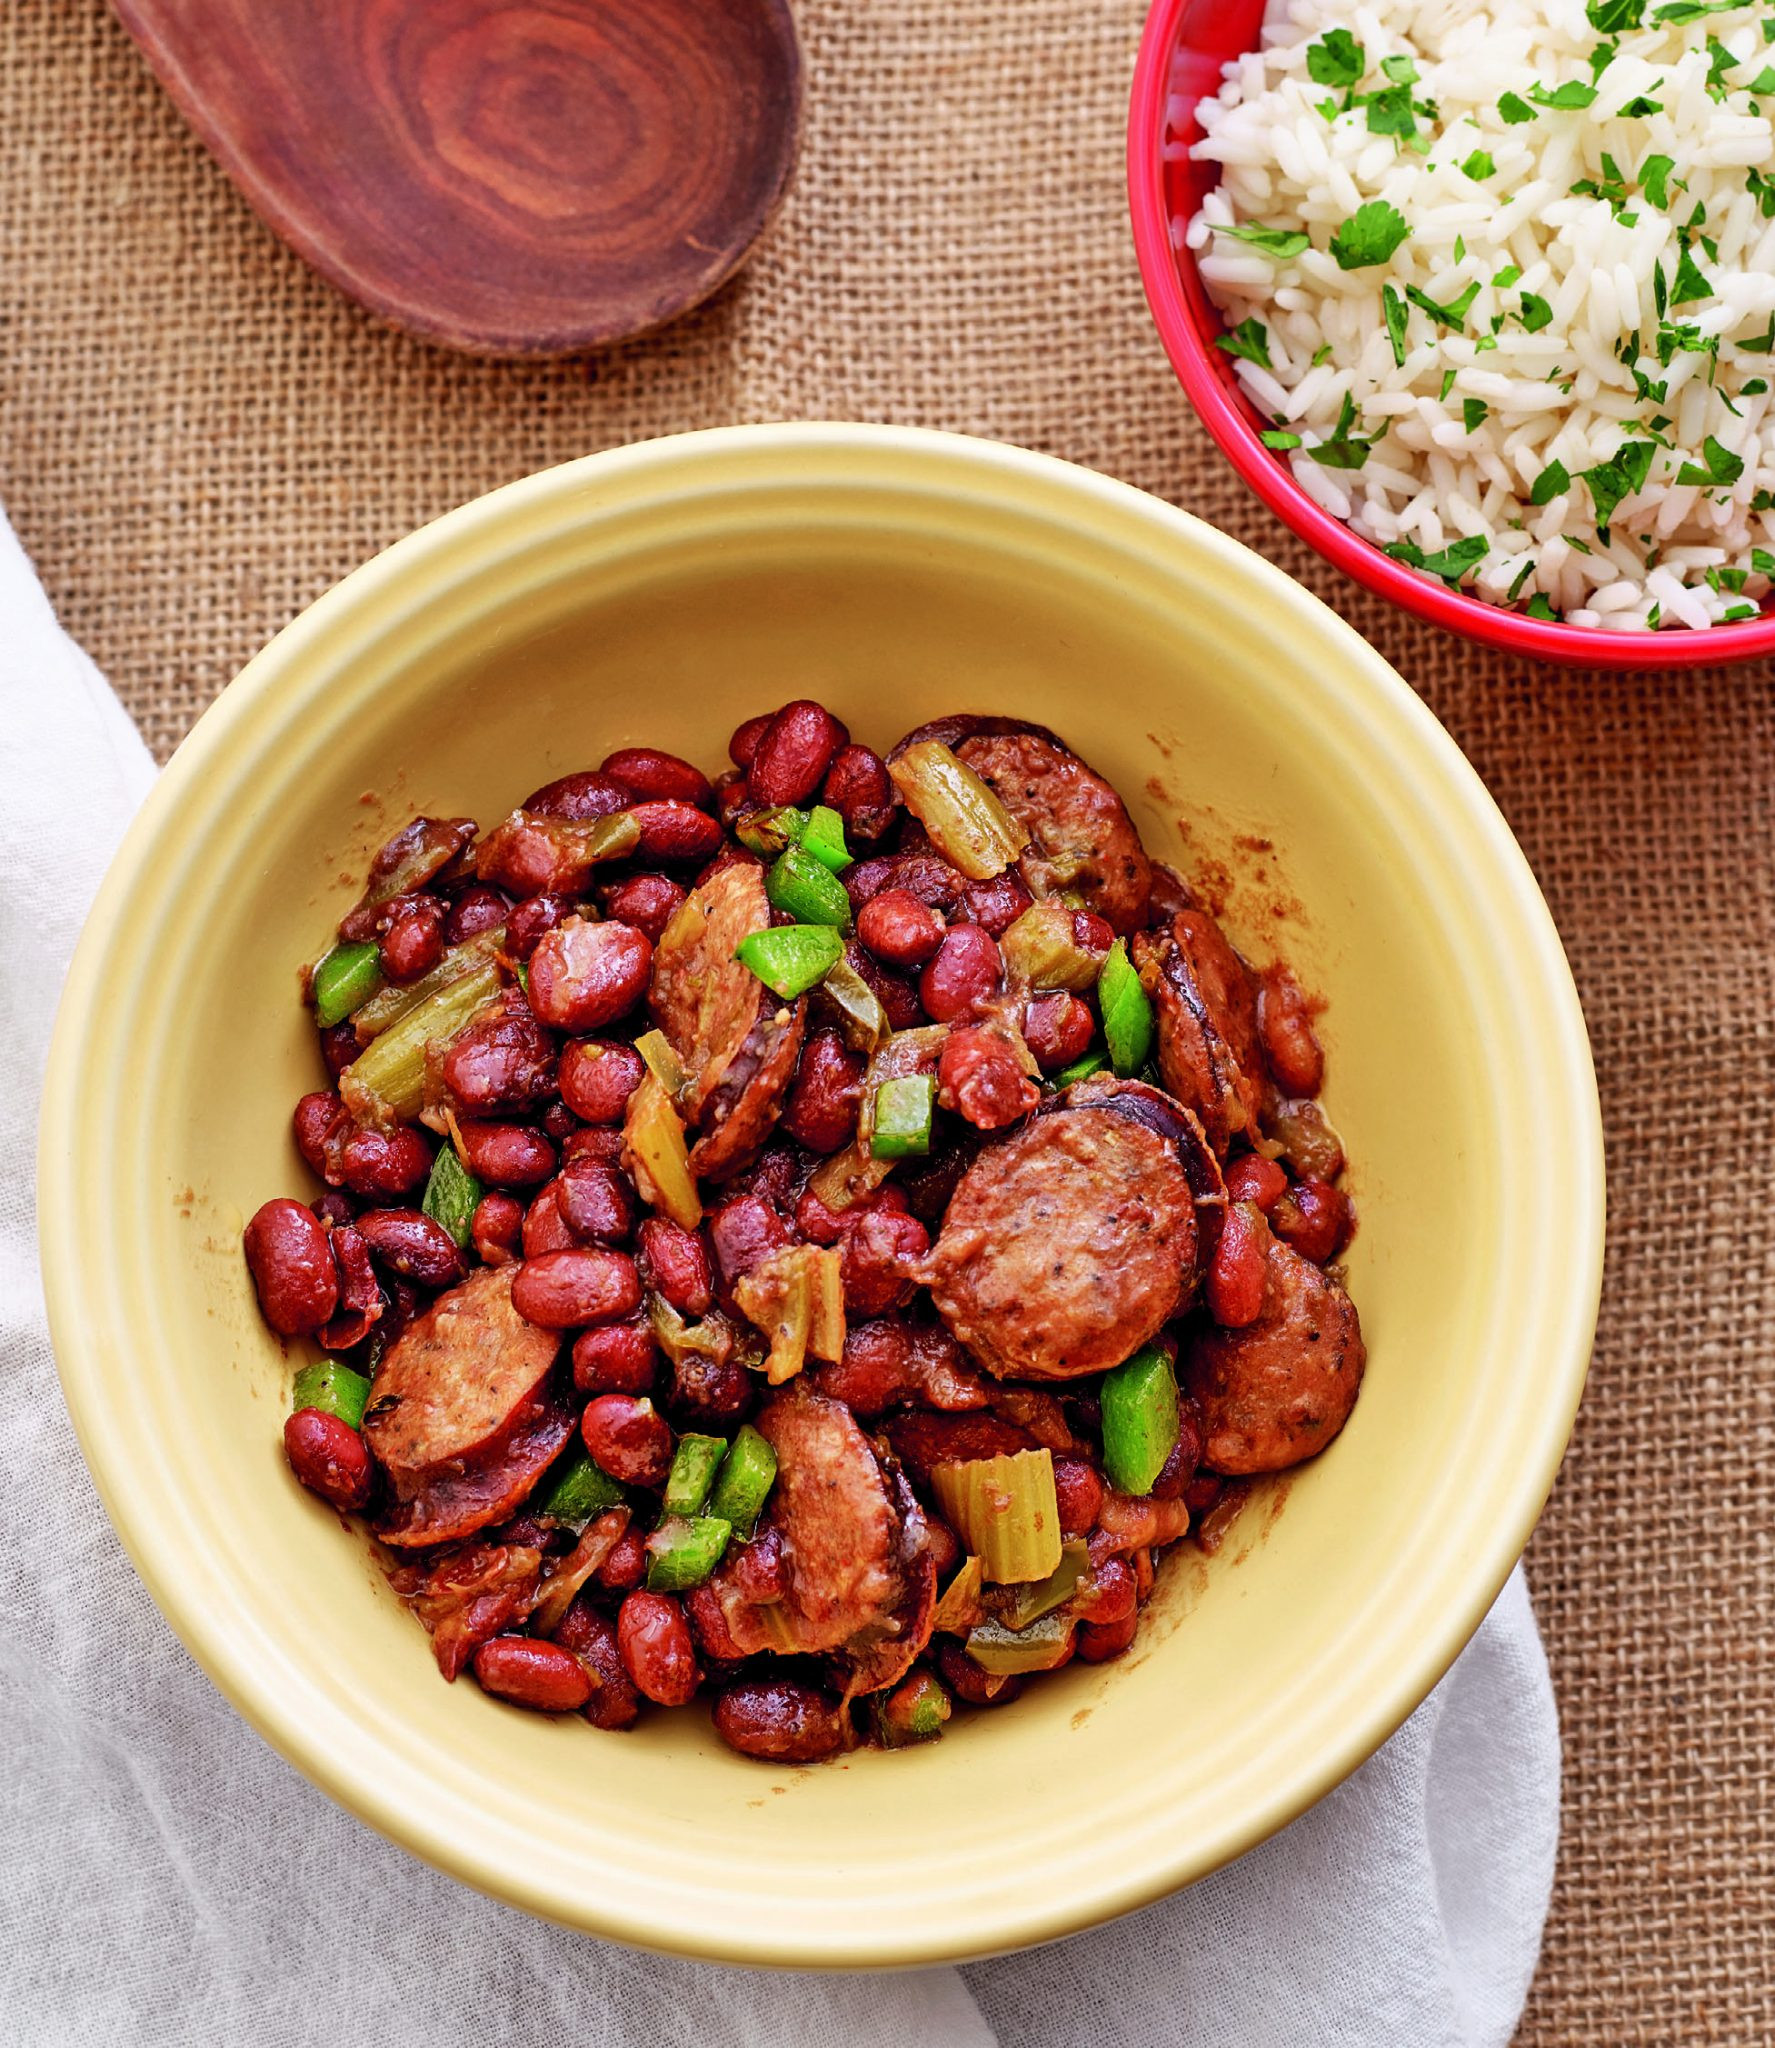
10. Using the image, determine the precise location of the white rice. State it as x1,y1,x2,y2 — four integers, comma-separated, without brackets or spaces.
1185,0,1775,629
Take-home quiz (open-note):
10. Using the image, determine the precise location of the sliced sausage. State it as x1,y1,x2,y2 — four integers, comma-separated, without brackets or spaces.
647,855,806,1180
1133,909,1265,1158
386,1537,545,1680
375,1386,577,1548
1186,1231,1366,1474
918,1079,1199,1380
888,719,1150,934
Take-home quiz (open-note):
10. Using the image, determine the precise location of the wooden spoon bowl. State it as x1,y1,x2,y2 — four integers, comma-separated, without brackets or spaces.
110,0,803,355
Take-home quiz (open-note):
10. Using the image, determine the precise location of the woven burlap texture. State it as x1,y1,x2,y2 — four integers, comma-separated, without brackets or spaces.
3,0,1771,2038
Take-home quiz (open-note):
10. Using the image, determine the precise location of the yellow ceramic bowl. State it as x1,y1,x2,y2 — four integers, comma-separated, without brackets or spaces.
39,425,1602,1967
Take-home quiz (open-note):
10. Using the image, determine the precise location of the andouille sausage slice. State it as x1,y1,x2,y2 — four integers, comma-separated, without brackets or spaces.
386,1537,545,1679
376,1386,577,1548
648,855,807,1180
1132,909,1266,1158
1186,1231,1365,1475
918,1081,1198,1380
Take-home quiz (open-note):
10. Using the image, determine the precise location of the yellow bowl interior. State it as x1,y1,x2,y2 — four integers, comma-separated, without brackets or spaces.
39,425,1602,1966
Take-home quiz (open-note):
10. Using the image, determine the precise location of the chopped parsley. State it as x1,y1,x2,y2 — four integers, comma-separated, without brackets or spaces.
1380,53,1419,85
1329,200,1411,270
1530,80,1599,111
1753,548,1775,573
1493,264,1523,288
1217,222,1312,260
1747,168,1775,217
1498,92,1538,124
1261,429,1303,450
1215,317,1272,369
1406,281,1481,329
1525,594,1560,620
1721,602,1760,621
1584,440,1657,533
1670,245,1714,305
1745,378,1769,395
1306,29,1366,90
1312,343,1334,366
1384,533,1490,585
1383,284,1410,368
1463,398,1490,432
1519,293,1555,332
1306,392,1376,470
1587,0,1644,26
1461,149,1496,180
1440,368,1459,400
1616,96,1665,117
1675,435,1744,487
1640,154,1675,209
1654,0,1757,20
1531,460,1572,505
1508,559,1537,601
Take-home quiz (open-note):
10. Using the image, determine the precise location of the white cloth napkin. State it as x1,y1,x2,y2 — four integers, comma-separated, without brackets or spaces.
0,509,1561,2047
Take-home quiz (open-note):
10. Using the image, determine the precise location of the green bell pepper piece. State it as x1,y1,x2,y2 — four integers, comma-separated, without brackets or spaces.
312,941,383,1029
645,1515,734,1592
1049,1045,1108,1089
706,1424,777,1536
1098,939,1154,1077
663,1433,727,1517
421,1145,482,1249
734,924,846,998
290,1359,371,1431
1100,1344,1180,1495
799,804,853,874
535,1445,626,1524
870,1073,934,1159
736,805,809,858
766,846,852,928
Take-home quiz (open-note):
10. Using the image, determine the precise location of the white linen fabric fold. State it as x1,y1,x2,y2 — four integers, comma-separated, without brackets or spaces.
0,510,1559,2048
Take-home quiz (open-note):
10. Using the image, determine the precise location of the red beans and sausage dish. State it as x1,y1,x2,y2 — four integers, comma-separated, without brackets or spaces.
244,704,1364,1761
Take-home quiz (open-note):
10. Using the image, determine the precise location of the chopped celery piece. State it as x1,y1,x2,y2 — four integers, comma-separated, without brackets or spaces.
339,958,503,1124
735,805,808,858
965,1612,1076,1674
290,1359,370,1431
351,927,504,1039
766,846,853,928
1050,1045,1108,1089
815,956,890,1055
530,1507,631,1635
633,1027,689,1100
887,740,1030,880
930,1449,1062,1584
707,1424,778,1535
805,1135,897,1213
645,1514,733,1591
734,924,845,998
663,1433,727,1517
1100,1345,1180,1496
312,941,384,1028
421,1145,482,1248
535,1445,626,1523
1000,903,1102,991
994,1540,1089,1629
800,804,852,874
931,1554,985,1634
1098,938,1154,1077
873,1670,952,1747
733,1244,845,1385
623,1073,702,1230
870,1074,934,1159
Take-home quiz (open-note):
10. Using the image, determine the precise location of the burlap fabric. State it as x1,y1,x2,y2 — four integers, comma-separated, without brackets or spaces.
2,0,1770,2037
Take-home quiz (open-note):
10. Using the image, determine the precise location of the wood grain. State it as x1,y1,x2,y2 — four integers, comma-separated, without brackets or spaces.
109,0,803,355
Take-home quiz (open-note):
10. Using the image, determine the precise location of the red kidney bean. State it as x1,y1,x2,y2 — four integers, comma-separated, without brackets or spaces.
820,743,897,841
1207,1201,1269,1328
557,1161,635,1245
378,895,446,984
283,1408,372,1509
779,1028,865,1153
292,1090,350,1181
857,888,945,971
318,1022,359,1080
541,1100,578,1142
582,1395,674,1484
1182,1473,1224,1517
527,917,652,1032
1269,1098,1345,1183
523,770,630,820
1271,1177,1353,1264
626,800,725,865
727,1526,789,1607
338,1125,434,1200
311,1188,355,1231
514,1248,642,1329
598,871,686,943
713,768,751,829
843,940,925,1030
444,885,509,945
791,1184,849,1247
934,1639,1024,1708
573,1320,659,1395
924,1517,963,1584
1022,992,1095,1072
919,922,1002,1021
558,1038,645,1125
664,1340,755,1431
1075,1554,1137,1627
601,746,713,809
1225,1152,1288,1211
728,714,772,770
1053,1456,1105,1539
504,892,575,961
595,1525,649,1592
617,1589,700,1705
1077,1610,1139,1663
245,1199,340,1334
562,1125,625,1167
937,1025,1039,1131
840,1208,929,1316
354,1208,467,1289
522,1183,578,1257
957,871,1033,937
748,700,849,807
844,850,966,912
636,1216,713,1316
441,999,557,1111
737,1142,803,1212
471,1191,525,1266
318,1225,383,1351
473,1635,594,1713
456,1121,557,1189
554,1598,640,1728
685,1585,748,1663
713,1678,846,1763
707,1196,792,1309
1258,967,1325,1097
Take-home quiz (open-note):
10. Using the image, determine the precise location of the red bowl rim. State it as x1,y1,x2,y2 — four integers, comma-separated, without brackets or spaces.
1127,0,1775,670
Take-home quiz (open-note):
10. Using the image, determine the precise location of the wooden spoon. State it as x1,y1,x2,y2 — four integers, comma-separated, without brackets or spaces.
109,0,803,356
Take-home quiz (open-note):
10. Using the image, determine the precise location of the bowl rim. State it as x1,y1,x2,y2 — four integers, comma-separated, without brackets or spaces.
1127,0,1775,671
38,421,1606,1966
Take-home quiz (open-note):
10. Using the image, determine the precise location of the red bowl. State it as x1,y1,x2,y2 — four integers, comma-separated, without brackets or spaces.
1128,0,1775,668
